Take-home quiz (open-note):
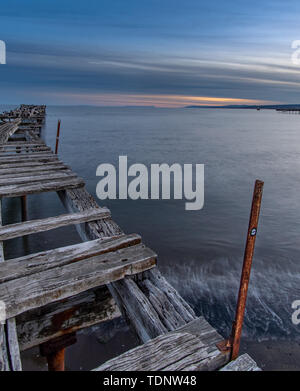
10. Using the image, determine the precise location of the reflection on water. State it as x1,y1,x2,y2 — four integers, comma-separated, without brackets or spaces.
1,105,300,370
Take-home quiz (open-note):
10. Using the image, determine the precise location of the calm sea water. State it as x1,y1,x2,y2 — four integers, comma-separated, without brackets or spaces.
1,105,300,370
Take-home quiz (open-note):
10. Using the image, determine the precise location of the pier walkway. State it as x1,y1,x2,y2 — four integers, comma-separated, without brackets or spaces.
0,105,260,372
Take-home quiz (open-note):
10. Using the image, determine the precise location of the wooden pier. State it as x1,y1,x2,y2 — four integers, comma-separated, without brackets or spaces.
0,105,260,372
276,108,300,114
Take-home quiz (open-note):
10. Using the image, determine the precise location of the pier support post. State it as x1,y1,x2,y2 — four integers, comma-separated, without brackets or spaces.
55,119,61,155
21,195,27,221
45,348,66,372
40,332,77,371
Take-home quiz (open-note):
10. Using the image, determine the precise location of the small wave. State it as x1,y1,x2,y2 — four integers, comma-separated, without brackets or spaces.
163,255,300,341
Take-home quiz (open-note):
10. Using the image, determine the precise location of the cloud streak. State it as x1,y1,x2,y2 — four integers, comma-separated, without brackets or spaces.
1,0,300,106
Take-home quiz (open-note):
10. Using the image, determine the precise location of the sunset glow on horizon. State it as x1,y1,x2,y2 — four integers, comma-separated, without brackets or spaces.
48,92,276,108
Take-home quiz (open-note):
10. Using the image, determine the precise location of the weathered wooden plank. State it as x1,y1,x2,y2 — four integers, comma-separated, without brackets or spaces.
109,278,168,342
0,198,3,264
0,176,85,197
0,171,78,186
0,153,56,163
0,144,49,150
0,207,111,241
58,189,123,241
0,198,22,371
0,198,10,371
0,151,53,157
0,148,51,156
142,269,196,323
220,354,261,371
0,325,10,371
0,167,71,178
1,145,47,151
16,286,121,351
94,317,229,371
0,244,157,319
0,161,66,172
0,156,59,166
0,120,21,144
4,142,45,147
6,318,22,371
0,234,141,283
138,278,186,331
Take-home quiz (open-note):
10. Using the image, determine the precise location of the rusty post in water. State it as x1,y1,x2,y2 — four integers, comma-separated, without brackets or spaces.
230,179,264,360
55,119,61,155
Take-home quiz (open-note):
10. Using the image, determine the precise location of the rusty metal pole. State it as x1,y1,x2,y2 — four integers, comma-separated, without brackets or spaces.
40,332,77,372
230,179,264,360
55,119,61,155
46,348,66,371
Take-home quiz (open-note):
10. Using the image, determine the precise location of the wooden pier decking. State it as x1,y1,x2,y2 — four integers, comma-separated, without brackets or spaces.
0,105,260,372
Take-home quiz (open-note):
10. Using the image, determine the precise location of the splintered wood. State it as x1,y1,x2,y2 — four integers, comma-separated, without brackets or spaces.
0,236,156,319
94,317,229,371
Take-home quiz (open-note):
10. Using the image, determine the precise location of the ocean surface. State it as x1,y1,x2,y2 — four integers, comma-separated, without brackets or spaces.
1,105,300,370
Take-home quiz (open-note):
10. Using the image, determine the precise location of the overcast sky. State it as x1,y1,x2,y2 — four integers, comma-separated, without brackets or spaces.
1,0,300,107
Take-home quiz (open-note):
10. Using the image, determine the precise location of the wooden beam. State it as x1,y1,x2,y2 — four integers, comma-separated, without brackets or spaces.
0,208,111,241
94,317,229,371
0,176,85,197
16,286,121,351
0,171,78,186
0,198,22,371
220,353,261,371
0,156,59,165
0,234,141,283
1,244,157,319
0,167,71,178
0,153,57,163
0,161,65,171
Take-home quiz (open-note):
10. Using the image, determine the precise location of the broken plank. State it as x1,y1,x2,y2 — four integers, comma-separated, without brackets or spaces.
143,269,196,323
220,354,261,371
94,317,229,371
0,207,111,241
0,244,157,318
16,285,121,351
0,234,141,283
109,278,167,342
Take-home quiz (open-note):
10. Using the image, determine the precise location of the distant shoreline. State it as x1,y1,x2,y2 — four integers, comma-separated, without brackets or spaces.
186,104,300,110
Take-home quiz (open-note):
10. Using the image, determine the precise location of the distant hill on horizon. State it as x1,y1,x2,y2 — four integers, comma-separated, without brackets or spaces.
185,104,300,109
